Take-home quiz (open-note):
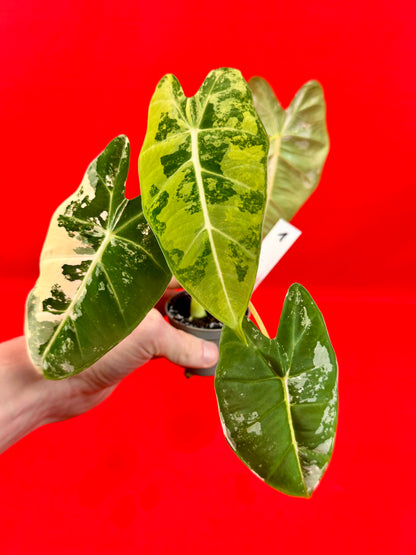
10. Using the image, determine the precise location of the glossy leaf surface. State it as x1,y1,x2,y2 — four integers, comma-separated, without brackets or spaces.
26,136,171,379
139,68,269,337
249,78,329,237
215,284,337,497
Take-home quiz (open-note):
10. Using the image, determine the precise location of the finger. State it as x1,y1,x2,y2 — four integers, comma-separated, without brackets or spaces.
154,317,219,369
155,279,183,314
168,277,181,289
86,310,164,383
92,309,218,381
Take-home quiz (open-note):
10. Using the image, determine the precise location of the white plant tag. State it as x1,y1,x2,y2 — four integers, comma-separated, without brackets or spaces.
254,219,302,290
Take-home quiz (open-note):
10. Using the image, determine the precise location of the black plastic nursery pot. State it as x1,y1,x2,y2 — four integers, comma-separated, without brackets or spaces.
165,290,223,377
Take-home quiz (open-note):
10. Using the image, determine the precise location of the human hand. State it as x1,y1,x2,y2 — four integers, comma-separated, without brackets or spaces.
0,284,218,453
52,307,218,420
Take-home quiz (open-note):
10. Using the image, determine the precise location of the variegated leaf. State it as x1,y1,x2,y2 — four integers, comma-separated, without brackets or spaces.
139,68,269,339
215,284,338,497
249,78,329,238
25,135,171,379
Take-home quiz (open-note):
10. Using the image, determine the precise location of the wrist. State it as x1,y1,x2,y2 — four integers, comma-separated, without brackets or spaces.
0,337,52,453
0,383,49,453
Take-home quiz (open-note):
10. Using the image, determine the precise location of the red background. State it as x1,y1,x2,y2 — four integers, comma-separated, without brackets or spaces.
1,1,415,553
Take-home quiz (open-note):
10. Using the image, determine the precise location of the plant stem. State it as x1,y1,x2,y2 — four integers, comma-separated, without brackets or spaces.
248,301,270,339
190,297,207,320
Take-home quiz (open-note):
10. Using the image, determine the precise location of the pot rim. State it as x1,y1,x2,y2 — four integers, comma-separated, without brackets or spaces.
165,290,223,335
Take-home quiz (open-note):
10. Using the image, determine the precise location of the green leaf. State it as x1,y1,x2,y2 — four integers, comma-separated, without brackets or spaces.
215,283,338,497
25,135,171,379
139,68,269,337
249,78,329,237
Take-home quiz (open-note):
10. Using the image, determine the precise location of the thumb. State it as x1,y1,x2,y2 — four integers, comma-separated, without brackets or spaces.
154,316,219,369
81,310,219,386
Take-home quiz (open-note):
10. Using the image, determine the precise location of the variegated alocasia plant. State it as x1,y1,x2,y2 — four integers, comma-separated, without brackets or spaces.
249,77,329,238
139,68,268,341
25,68,337,498
215,284,337,497
25,136,171,379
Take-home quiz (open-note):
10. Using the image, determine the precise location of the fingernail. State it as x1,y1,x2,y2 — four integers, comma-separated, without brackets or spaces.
202,341,219,366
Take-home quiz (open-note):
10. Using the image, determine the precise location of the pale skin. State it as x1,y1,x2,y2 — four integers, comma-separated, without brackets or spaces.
0,282,219,455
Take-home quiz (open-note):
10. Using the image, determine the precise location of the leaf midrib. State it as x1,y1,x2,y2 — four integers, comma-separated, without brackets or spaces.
40,190,140,365
190,127,235,323
40,229,115,367
249,337,307,492
264,95,308,224
280,373,307,492
184,74,236,323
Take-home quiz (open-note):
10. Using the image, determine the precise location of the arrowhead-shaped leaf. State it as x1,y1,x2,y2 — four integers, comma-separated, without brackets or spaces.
215,283,338,497
25,136,171,379
249,78,329,237
139,68,269,338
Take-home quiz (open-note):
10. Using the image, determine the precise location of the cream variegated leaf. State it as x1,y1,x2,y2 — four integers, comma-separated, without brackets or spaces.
215,284,338,497
139,68,269,339
249,78,329,237
25,135,171,379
